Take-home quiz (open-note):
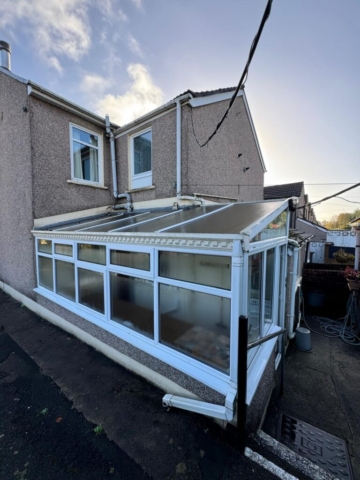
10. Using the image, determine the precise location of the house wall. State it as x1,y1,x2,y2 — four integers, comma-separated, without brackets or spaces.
116,109,177,203
182,96,264,201
29,97,113,219
115,95,265,203
0,71,35,297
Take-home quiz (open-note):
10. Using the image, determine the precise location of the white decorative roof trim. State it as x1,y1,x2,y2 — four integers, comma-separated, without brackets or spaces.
32,231,235,251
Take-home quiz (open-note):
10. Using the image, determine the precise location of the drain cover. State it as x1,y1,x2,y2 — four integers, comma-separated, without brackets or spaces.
277,413,353,479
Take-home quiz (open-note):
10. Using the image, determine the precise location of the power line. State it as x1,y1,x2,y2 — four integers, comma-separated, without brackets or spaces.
304,183,357,185
307,182,360,208
191,0,273,148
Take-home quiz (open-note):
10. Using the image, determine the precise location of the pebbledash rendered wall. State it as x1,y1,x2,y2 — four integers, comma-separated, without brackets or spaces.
182,96,264,201
0,69,114,297
115,95,265,203
0,71,35,297
29,96,113,219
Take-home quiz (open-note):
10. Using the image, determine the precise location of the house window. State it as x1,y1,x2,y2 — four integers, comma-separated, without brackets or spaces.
130,129,152,189
70,125,103,185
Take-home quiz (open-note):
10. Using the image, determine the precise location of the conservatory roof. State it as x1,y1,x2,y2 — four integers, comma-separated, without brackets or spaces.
35,200,288,237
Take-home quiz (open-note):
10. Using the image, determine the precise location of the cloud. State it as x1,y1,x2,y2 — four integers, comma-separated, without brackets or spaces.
0,0,91,71
80,73,113,96
131,0,143,11
101,0,128,25
127,34,143,57
95,63,164,126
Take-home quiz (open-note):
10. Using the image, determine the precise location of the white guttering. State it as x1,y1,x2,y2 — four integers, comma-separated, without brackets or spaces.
105,114,132,210
287,239,300,339
27,82,118,129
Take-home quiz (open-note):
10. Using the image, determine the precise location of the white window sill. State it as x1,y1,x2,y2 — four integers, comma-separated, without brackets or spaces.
67,180,108,190
127,185,155,193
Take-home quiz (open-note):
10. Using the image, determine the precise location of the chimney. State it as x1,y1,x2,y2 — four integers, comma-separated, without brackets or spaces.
0,41,11,71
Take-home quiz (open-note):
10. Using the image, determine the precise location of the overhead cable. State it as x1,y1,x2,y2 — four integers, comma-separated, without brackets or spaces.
191,0,273,148
300,182,360,208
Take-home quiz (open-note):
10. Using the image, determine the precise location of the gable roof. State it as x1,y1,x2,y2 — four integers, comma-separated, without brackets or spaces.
176,87,236,98
264,182,304,200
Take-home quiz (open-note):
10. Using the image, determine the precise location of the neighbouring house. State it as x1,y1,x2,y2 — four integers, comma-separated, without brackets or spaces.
264,181,317,223
0,41,299,432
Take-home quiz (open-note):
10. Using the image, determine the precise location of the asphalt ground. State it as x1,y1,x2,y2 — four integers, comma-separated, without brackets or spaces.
0,290,278,480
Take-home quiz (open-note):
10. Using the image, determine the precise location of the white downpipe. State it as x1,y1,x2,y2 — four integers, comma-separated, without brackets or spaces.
163,383,236,422
105,114,132,211
175,98,182,196
287,239,300,340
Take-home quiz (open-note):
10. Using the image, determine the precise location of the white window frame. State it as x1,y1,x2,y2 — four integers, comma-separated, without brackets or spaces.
129,127,152,189
70,123,104,186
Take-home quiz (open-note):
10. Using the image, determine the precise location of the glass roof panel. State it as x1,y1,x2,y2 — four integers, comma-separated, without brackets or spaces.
82,212,164,232
55,213,142,232
122,205,223,233
166,201,286,234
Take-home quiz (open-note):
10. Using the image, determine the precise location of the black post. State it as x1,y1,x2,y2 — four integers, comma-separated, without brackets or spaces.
237,315,248,453
280,331,285,396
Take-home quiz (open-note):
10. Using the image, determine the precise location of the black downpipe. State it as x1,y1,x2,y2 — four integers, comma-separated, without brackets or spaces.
237,315,248,453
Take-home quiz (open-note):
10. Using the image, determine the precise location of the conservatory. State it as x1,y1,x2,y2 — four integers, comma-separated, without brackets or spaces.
33,199,291,421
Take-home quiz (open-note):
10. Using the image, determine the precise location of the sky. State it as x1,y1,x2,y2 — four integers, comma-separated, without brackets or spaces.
1,0,359,222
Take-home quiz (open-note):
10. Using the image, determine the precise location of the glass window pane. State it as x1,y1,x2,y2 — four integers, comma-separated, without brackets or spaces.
160,284,230,373
248,253,262,343
72,127,98,146
110,250,150,271
56,260,75,301
110,273,154,338
73,141,99,182
133,131,151,174
78,244,106,265
265,249,275,324
38,256,53,290
159,252,231,290
38,239,52,254
78,268,104,314
251,211,288,242
55,244,73,256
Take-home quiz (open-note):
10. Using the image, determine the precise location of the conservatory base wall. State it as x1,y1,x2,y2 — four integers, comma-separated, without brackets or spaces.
36,294,226,405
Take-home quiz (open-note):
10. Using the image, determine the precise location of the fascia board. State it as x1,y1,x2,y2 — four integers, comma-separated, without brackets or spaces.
189,90,242,108
242,91,267,173
31,230,239,253
27,83,118,129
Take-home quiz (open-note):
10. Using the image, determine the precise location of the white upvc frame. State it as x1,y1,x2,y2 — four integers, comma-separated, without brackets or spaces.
129,127,152,190
34,228,288,402
69,123,104,187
